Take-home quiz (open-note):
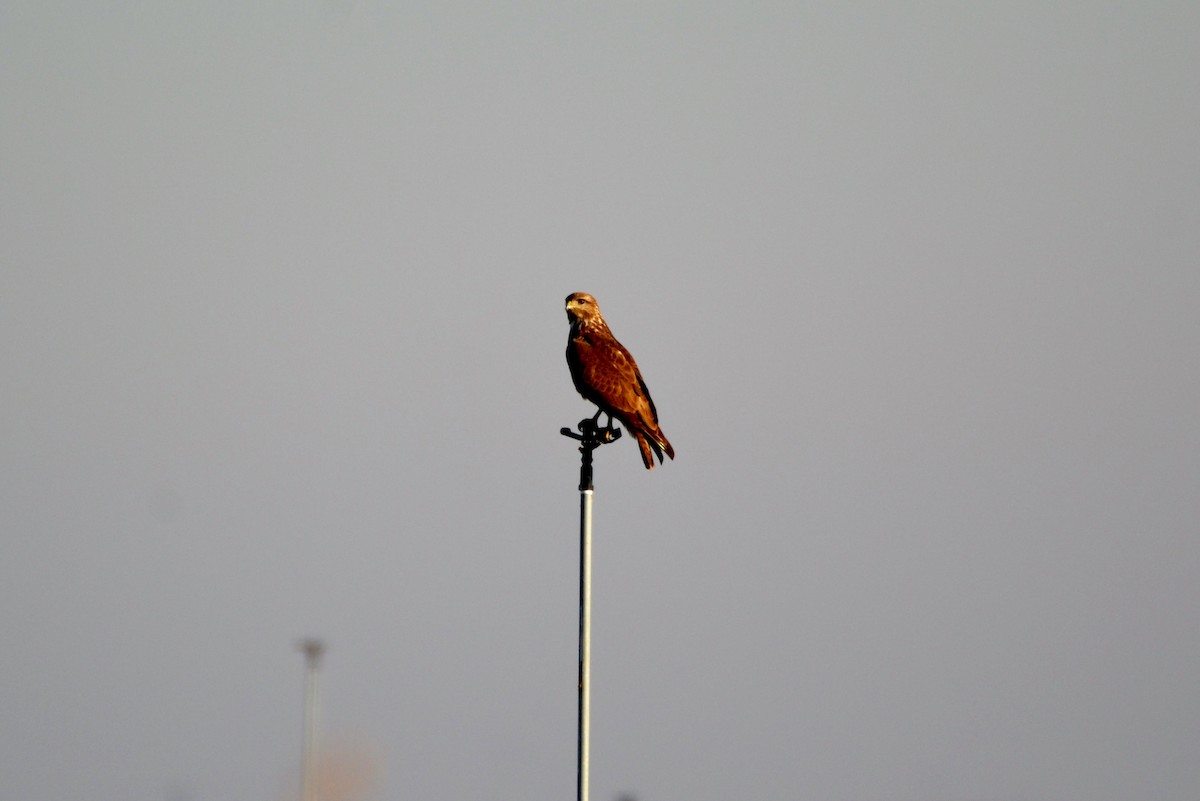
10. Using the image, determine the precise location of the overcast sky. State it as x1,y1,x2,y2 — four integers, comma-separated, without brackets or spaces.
3,2,1199,800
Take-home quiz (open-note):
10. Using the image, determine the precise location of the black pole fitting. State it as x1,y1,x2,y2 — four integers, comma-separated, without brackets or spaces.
560,412,621,491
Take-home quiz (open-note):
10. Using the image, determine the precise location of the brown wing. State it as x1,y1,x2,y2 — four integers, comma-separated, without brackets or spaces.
568,328,674,468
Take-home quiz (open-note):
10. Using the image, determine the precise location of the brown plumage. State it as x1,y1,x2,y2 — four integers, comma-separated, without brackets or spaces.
565,292,674,470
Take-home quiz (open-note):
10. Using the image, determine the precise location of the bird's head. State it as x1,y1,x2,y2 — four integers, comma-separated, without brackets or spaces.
565,292,601,325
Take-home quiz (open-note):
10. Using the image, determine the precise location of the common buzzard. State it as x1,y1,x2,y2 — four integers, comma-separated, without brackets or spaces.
565,292,674,470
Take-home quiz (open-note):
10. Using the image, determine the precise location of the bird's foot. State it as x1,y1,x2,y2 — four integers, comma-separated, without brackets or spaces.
575,409,621,444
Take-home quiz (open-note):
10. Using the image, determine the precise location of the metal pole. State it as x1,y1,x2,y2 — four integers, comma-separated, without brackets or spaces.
298,639,325,801
578,485,593,801
561,413,618,801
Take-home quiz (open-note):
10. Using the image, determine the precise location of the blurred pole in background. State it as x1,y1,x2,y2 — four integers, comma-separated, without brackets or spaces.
298,638,325,801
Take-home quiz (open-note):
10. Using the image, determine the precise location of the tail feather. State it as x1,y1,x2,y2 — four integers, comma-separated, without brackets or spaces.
635,429,674,470
636,432,659,470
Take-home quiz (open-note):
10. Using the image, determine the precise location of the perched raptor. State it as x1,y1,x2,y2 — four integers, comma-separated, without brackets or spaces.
565,292,675,470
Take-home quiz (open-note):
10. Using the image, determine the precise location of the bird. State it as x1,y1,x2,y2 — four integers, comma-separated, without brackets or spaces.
565,292,674,470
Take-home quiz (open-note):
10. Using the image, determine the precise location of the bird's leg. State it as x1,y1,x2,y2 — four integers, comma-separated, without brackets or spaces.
580,407,621,443
601,412,618,438
592,409,617,431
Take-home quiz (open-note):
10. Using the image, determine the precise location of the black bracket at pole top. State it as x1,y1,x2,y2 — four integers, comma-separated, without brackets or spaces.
560,412,622,491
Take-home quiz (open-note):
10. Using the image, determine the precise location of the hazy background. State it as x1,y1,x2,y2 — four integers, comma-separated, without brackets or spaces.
3,2,1198,800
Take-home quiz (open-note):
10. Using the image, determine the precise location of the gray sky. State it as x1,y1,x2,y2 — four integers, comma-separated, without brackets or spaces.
3,2,1199,800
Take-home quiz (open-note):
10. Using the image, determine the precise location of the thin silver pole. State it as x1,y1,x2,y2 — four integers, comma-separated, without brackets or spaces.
298,639,325,801
578,487,594,801
561,414,617,801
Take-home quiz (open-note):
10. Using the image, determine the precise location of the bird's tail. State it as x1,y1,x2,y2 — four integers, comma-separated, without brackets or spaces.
636,429,674,470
